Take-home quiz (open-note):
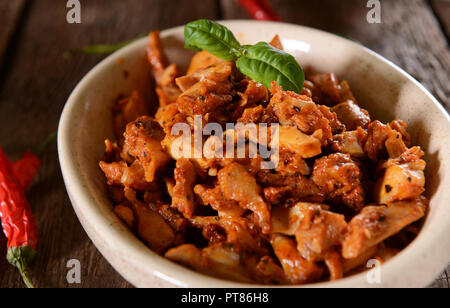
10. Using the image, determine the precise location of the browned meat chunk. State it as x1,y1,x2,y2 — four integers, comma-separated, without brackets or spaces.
99,160,156,191
331,100,371,131
124,116,171,182
269,83,335,144
194,185,245,217
312,153,365,211
218,163,271,233
113,91,150,142
310,73,342,104
271,234,323,284
172,159,197,218
330,128,368,158
374,147,426,204
342,197,427,259
272,203,347,261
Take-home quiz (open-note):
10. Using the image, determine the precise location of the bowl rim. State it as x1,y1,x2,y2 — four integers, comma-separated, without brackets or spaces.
58,20,450,288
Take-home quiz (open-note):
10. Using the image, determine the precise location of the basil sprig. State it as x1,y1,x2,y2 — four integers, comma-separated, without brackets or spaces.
184,20,304,93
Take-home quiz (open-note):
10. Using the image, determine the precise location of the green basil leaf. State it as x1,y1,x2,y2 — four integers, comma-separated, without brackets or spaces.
184,20,242,61
236,42,304,93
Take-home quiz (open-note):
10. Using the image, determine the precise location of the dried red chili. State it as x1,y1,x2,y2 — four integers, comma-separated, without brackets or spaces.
0,149,38,288
237,0,281,21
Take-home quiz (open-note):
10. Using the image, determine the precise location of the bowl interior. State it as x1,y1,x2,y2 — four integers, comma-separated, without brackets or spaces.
59,21,450,288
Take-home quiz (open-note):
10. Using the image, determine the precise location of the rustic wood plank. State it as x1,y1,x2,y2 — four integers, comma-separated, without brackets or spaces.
430,0,450,40
0,0,219,288
223,0,449,288
222,0,450,111
0,0,28,65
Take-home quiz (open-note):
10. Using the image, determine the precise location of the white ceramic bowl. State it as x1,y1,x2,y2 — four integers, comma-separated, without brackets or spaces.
58,21,450,288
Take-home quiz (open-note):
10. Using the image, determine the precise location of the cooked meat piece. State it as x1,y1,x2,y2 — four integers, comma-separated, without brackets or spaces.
342,197,427,259
318,105,346,134
310,72,342,104
194,185,245,217
155,102,187,134
275,150,311,176
364,120,409,161
165,243,255,283
272,202,329,235
218,163,272,234
155,64,182,106
364,120,391,161
269,83,334,144
244,80,269,105
115,202,136,231
331,100,371,131
294,204,347,261
342,245,377,274
190,216,269,255
303,80,321,103
133,199,176,254
384,129,408,159
272,203,347,261
187,50,224,75
113,91,150,142
259,173,325,204
177,61,233,92
99,160,158,191
276,125,322,159
324,250,343,281
238,105,265,124
124,116,171,182
271,234,323,284
339,80,357,103
254,255,289,285
176,62,234,116
330,128,368,158
312,153,365,211
147,31,168,85
150,203,187,235
172,159,197,218
103,139,122,163
374,147,426,204
390,120,411,147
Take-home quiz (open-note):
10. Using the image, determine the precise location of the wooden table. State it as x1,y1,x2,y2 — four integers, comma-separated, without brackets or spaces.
0,0,448,288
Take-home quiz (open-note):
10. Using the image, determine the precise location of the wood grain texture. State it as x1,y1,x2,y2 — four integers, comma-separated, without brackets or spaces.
430,0,450,40
0,0,448,288
222,0,450,111
0,0,219,288
0,0,28,65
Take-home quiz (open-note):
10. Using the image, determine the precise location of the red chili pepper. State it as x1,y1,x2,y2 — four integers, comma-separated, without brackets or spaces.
11,132,56,191
0,149,38,288
0,132,56,288
237,0,282,21
12,152,41,191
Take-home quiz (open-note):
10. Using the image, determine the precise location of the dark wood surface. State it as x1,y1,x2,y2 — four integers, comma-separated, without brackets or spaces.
0,0,448,288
